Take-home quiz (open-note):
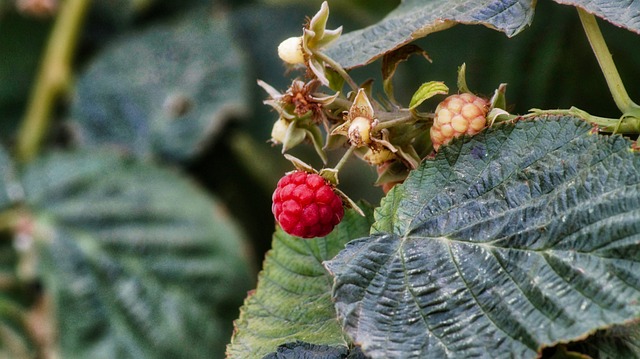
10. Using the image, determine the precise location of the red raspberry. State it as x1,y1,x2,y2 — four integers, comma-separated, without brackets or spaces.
272,171,344,238
431,93,488,151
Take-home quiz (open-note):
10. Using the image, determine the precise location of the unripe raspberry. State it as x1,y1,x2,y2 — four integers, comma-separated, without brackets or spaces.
278,36,305,65
272,171,344,238
348,116,372,146
363,147,395,165
431,93,488,151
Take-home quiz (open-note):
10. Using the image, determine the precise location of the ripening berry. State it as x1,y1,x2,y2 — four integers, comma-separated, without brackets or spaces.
431,93,488,151
363,147,395,165
348,116,373,146
277,36,305,65
272,171,344,238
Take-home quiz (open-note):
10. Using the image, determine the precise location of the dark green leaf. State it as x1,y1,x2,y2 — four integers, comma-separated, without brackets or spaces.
326,117,640,358
261,341,349,359
227,205,374,359
261,341,370,359
23,150,253,358
326,0,536,69
552,0,640,35
71,8,249,161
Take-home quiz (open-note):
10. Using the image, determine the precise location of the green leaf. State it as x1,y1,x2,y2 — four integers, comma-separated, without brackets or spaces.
22,150,253,359
227,205,374,359
325,117,640,358
70,8,249,161
408,81,448,109
261,341,358,359
552,0,640,35
456,63,470,93
326,0,536,69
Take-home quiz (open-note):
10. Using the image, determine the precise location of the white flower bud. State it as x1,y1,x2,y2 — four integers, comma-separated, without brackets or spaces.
277,37,305,65
271,118,290,144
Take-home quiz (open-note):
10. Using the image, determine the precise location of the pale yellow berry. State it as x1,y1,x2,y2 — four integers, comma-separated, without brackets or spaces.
430,128,444,143
436,108,452,124
271,118,290,143
462,103,482,119
431,93,488,151
364,148,395,165
446,98,464,113
459,93,476,102
440,123,454,137
277,37,305,65
451,115,469,132
470,116,486,131
348,116,372,146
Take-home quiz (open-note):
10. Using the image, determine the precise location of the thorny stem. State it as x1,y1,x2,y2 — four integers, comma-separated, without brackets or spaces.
313,50,359,92
577,8,640,119
16,0,91,163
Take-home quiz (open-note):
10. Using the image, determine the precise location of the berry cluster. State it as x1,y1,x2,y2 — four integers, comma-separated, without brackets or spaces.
267,3,497,238
272,171,344,238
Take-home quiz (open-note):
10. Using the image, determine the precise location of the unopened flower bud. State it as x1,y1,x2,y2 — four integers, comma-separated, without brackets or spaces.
278,37,305,65
348,117,372,146
271,118,290,144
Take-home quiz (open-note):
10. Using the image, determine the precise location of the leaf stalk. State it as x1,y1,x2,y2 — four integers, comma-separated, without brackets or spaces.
16,0,91,163
577,8,640,122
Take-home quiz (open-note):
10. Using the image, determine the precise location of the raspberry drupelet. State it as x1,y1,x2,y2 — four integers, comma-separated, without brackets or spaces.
272,171,344,238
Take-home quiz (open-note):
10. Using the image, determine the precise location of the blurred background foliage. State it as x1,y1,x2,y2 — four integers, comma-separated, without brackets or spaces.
0,0,639,357
3,0,639,260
